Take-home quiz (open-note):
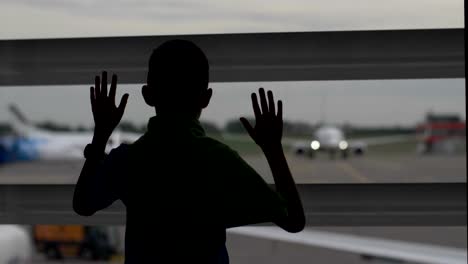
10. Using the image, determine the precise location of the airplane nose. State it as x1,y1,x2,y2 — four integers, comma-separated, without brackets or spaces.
324,139,338,146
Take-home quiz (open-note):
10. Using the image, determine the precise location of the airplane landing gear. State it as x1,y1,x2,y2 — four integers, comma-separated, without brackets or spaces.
341,150,348,159
308,150,315,159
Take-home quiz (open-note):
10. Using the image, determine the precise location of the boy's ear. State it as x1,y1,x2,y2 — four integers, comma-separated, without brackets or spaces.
200,88,212,109
142,85,155,107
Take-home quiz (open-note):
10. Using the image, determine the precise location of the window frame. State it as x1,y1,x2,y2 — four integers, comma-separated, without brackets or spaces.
0,28,465,225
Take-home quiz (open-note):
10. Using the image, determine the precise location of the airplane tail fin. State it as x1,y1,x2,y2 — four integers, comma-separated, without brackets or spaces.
7,104,39,137
9,104,30,125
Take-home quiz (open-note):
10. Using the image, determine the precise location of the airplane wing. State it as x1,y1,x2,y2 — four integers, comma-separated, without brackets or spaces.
346,134,416,152
229,226,467,264
222,133,415,155
222,133,309,147
348,135,415,146
288,134,415,155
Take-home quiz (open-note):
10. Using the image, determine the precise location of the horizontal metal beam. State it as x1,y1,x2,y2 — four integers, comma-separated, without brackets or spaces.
0,183,465,226
0,29,464,86
230,227,468,264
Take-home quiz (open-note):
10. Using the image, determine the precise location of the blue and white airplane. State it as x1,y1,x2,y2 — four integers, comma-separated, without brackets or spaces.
0,104,140,165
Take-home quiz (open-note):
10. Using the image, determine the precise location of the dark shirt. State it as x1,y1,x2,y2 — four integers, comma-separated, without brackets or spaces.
94,115,286,263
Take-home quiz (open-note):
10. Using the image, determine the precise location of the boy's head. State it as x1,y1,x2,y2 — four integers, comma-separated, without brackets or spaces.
143,39,212,118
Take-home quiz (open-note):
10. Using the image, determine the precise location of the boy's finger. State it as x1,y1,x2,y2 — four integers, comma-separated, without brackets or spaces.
94,76,100,98
90,87,95,110
101,71,108,98
109,74,117,103
259,88,268,114
118,93,129,114
267,90,275,116
251,93,261,119
277,100,283,121
240,117,255,139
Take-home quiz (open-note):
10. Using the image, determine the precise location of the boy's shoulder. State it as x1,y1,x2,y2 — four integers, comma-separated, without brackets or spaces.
125,133,241,159
196,136,240,158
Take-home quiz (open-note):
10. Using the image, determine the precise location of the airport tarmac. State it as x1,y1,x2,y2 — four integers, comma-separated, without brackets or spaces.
0,153,465,184
251,153,467,183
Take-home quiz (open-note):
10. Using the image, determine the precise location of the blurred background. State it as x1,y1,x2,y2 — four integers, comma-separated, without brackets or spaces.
0,0,465,263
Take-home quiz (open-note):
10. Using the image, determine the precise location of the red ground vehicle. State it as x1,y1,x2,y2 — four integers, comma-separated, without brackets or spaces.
417,114,466,154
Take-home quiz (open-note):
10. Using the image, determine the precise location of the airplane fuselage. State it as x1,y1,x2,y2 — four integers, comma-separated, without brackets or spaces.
0,131,125,164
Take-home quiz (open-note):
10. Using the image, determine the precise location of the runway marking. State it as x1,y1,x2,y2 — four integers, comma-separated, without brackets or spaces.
365,158,402,171
288,156,317,183
337,162,368,183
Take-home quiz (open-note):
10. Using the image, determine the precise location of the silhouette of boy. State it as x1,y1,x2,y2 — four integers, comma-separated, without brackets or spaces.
73,39,305,263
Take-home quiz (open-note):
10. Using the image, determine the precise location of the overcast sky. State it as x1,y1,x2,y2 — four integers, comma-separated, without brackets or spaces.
0,1,465,128
0,0,464,39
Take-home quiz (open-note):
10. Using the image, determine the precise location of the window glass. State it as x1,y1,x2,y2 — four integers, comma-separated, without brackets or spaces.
0,79,465,184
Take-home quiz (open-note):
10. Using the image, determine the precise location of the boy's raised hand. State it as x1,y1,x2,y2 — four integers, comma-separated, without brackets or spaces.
90,71,129,141
240,88,283,151
241,89,305,233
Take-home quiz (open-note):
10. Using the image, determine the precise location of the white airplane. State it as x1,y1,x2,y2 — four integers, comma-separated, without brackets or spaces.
0,225,32,264
0,104,140,165
290,125,414,159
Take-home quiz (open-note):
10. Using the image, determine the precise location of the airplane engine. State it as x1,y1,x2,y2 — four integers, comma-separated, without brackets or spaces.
294,147,315,158
353,147,364,155
295,147,305,155
341,149,349,159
